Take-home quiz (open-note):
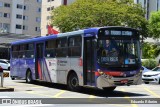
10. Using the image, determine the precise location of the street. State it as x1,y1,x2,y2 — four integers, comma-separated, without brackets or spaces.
0,71,160,107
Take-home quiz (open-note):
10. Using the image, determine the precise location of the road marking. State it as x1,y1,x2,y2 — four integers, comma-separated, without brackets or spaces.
53,90,66,98
89,95,96,98
121,88,138,107
25,91,54,98
108,104,130,107
31,86,44,88
143,87,160,98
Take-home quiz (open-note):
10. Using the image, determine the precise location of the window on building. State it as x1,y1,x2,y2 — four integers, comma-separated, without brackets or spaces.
4,3,10,8
47,7,50,11
48,0,54,2
37,0,42,3
24,5,29,10
23,26,28,30
3,23,10,32
17,4,23,9
35,27,40,32
0,23,2,28
0,2,3,7
16,14,22,19
51,6,54,10
36,17,41,22
4,13,10,18
157,0,160,10
0,12,2,17
16,24,22,29
37,8,41,12
23,16,28,20
47,16,51,20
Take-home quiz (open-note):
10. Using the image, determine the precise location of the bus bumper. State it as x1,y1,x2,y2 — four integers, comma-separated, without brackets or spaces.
96,73,142,89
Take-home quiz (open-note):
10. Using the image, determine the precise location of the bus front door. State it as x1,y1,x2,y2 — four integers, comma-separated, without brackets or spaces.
35,43,44,80
84,38,95,86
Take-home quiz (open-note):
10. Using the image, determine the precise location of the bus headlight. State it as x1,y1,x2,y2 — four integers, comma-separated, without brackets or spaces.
97,69,113,79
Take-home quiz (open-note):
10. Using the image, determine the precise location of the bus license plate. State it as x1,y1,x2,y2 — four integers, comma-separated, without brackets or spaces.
120,79,128,83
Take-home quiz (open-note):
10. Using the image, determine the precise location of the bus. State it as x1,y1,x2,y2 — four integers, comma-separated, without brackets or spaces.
10,26,142,91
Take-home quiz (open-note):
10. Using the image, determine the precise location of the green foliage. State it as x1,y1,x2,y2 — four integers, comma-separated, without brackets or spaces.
51,0,148,36
142,59,158,69
149,11,160,39
142,42,160,59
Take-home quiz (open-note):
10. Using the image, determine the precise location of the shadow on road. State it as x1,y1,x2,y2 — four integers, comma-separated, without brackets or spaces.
16,80,148,98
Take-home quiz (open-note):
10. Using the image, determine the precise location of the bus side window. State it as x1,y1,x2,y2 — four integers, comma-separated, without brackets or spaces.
45,39,56,58
12,45,19,58
68,35,82,57
56,37,67,57
25,43,34,58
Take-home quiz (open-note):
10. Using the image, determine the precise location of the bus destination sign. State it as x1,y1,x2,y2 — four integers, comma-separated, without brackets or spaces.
105,30,133,36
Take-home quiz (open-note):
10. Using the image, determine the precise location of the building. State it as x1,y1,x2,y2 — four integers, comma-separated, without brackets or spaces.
134,1,160,61
134,0,160,19
0,0,75,59
0,0,75,37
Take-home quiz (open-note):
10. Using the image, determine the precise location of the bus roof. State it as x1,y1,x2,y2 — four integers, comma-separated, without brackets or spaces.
11,26,138,45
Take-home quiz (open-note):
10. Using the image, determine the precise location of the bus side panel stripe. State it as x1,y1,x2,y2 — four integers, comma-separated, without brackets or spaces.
43,59,52,82
38,60,42,80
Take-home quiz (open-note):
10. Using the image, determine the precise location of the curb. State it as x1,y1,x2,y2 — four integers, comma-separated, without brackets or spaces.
0,87,14,92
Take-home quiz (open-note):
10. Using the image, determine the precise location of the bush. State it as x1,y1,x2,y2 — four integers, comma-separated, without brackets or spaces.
142,59,158,69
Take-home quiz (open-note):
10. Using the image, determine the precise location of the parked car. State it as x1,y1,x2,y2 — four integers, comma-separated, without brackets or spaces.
141,66,150,73
0,66,3,72
142,66,160,84
0,59,10,70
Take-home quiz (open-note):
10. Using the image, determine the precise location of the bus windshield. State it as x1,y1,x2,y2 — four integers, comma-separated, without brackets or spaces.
97,39,140,66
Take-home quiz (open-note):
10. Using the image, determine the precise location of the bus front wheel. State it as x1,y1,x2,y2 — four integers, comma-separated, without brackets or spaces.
103,86,116,92
68,72,80,91
26,70,33,83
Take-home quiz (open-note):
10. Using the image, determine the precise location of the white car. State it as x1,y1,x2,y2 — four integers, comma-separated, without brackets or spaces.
142,66,160,84
141,66,150,73
0,59,10,70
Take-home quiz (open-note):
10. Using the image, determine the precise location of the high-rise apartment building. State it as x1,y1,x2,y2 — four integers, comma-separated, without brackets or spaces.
134,0,160,19
0,0,75,36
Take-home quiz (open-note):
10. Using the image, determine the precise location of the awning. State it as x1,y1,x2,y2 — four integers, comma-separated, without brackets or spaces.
0,33,36,47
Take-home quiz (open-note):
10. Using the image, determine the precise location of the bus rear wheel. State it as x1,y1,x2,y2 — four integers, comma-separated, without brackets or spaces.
11,77,15,80
103,86,116,92
68,73,80,91
26,70,33,83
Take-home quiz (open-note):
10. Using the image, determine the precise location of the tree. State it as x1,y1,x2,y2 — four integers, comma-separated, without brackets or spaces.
51,0,148,37
149,11,160,39
142,42,160,59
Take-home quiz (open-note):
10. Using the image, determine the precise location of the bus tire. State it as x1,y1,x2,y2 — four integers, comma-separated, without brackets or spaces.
11,77,15,80
103,86,116,92
67,72,80,91
26,70,33,83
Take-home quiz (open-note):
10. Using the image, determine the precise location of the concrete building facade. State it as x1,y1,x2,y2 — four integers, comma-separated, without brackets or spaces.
134,0,160,19
0,0,75,36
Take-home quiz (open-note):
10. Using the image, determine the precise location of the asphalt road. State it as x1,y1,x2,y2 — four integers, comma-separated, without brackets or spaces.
1,70,160,107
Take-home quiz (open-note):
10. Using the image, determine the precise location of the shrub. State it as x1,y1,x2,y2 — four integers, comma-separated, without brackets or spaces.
142,59,158,69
